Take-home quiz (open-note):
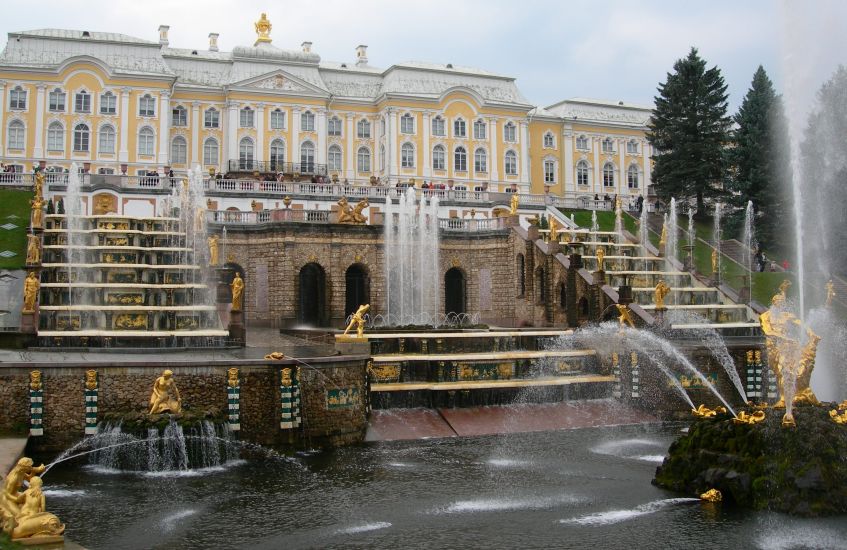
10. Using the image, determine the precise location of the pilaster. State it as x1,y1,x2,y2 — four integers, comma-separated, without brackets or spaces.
345,113,355,180
488,117,498,182
118,87,130,163
33,84,47,158
226,100,239,170
191,101,201,168
316,108,327,166
157,91,171,166
519,120,530,187
291,108,301,170
256,103,265,164
422,111,432,179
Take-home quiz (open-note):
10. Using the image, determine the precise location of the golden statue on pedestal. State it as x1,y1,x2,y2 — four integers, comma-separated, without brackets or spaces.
231,272,245,311
254,12,272,44
711,249,718,275
33,170,44,199
30,195,45,230
510,194,519,215
659,221,667,248
22,272,39,313
25,234,40,265
344,304,370,338
337,197,369,224
227,368,239,388
149,370,182,414
596,247,605,272
548,217,559,243
208,234,220,266
654,280,671,310
616,304,635,328
700,488,722,502
1,457,65,542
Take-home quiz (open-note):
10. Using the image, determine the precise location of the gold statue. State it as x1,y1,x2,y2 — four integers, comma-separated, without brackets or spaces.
230,272,245,311
22,272,39,313
659,221,667,247
2,457,45,518
281,367,294,386
691,404,727,419
549,217,559,243
254,12,272,44
615,195,622,212
509,194,519,215
208,234,219,266
732,410,766,425
85,370,97,390
8,476,65,540
826,279,836,308
149,370,182,414
29,371,42,391
829,409,847,424
33,170,44,199
30,196,45,230
700,489,722,502
227,368,239,388
616,304,635,328
711,248,718,275
344,304,370,338
25,234,40,265
654,280,671,309
337,197,369,224
264,351,285,360
596,247,605,272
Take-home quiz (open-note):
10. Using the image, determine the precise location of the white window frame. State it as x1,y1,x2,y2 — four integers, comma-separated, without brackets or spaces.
138,127,155,156
400,113,415,134
300,141,316,171
98,124,116,154
172,105,188,127
270,139,285,170
9,87,26,110
270,109,285,130
432,145,446,171
139,94,156,117
474,148,487,173
7,120,25,149
577,160,590,186
171,136,187,164
602,138,614,154
239,107,255,128
504,150,517,176
328,116,342,137
203,138,219,166
401,142,415,168
543,132,555,148
47,122,64,152
74,90,91,113
503,122,516,143
454,146,467,172
576,135,588,150
301,111,315,132
204,108,220,128
603,162,615,187
357,146,371,173
454,118,466,138
73,123,90,152
48,88,66,112
473,119,486,140
627,140,639,155
544,159,555,183
432,116,445,137
239,137,255,169
100,91,116,115
627,164,639,189
357,119,371,138
328,144,342,172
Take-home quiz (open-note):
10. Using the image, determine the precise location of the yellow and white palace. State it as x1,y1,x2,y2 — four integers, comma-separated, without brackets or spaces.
0,15,652,198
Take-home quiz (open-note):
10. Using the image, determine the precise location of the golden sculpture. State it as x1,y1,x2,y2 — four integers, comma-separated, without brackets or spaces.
264,351,285,360
615,195,622,212
509,194,519,215
231,272,245,311
711,248,718,275
344,304,370,338
85,370,97,391
659,221,667,247
281,367,294,386
826,279,836,308
283,196,292,208
208,234,220,266
654,279,671,310
616,304,635,328
839,400,847,411
1,457,65,541
29,195,45,230
596,247,605,272
829,409,847,424
732,410,766,425
92,194,116,215
33,170,44,199
25,234,40,265
114,313,146,329
22,272,39,313
29,371,42,391
691,404,727,419
700,489,722,502
149,370,181,414
549,217,559,243
337,197,369,224
227,368,239,388
254,12,272,44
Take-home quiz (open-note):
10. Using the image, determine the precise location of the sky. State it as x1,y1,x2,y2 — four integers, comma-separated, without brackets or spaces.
0,0,844,115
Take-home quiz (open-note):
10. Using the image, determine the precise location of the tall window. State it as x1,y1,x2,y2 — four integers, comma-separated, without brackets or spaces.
627,165,639,189
240,107,254,128
270,109,285,130
172,105,187,126
603,162,615,187
544,159,555,183
203,138,218,166
432,115,445,136
99,125,116,154
474,148,487,173
576,135,588,150
401,143,415,168
577,160,589,186
328,144,342,172
400,113,414,134
139,94,155,117
239,137,254,170
328,116,342,136
74,90,91,113
48,89,65,112
543,132,554,148
301,111,315,132
204,108,219,128
627,140,639,154
432,145,445,171
504,150,517,176
73,123,90,152
100,91,116,115
357,147,371,172
357,119,370,138
9,86,26,110
602,138,614,153
138,127,155,156
473,119,486,140
454,146,467,172
7,121,24,149
171,136,187,164
47,122,64,151
270,139,285,171
503,122,516,142
300,141,315,171
454,118,466,138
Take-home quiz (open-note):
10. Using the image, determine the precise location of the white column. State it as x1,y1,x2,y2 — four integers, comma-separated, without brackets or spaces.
642,141,651,191
563,125,574,192
291,108,300,171
618,139,626,195
488,117,498,182
0,81,5,153
157,91,170,166
519,121,529,189
119,88,130,163
345,113,354,180
593,137,601,192
226,100,239,171
256,103,265,164
422,111,432,179
316,108,327,167
374,117,382,177
190,101,200,167
33,84,46,159
388,109,398,180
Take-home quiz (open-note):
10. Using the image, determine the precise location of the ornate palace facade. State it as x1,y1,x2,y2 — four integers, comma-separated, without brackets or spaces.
0,15,652,197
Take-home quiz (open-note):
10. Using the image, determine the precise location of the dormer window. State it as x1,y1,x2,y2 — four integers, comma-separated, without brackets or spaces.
74,90,91,113
48,88,65,112
138,94,155,117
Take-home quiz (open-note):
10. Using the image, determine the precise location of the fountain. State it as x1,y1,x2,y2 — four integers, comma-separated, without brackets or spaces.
665,198,678,273
1,457,65,544
712,202,722,283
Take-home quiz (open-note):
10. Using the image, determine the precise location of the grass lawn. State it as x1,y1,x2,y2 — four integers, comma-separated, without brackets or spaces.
558,209,638,234
0,190,32,269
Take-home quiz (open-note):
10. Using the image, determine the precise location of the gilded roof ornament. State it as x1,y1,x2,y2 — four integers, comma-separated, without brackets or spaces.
254,13,272,45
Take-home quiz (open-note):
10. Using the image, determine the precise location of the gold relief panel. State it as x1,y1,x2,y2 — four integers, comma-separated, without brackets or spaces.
97,221,130,230
57,315,81,330
107,271,137,283
175,316,199,330
497,362,513,379
165,273,184,284
92,193,118,215
105,236,129,247
101,252,136,264
369,364,401,383
114,313,147,330
56,271,79,283
106,293,144,305
30,370,42,391
326,387,361,410
85,369,98,390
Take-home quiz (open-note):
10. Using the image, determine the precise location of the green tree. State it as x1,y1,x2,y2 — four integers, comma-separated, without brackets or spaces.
729,66,792,251
647,48,732,214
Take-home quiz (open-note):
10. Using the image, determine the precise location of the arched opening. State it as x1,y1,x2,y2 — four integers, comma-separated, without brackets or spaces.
221,262,245,305
578,297,589,320
298,262,326,326
345,264,370,319
444,267,466,316
559,281,567,309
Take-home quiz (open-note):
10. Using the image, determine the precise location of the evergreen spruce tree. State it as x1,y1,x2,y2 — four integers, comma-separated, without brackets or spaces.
647,48,731,214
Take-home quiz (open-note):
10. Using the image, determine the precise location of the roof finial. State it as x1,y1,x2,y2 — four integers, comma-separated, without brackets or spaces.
254,13,272,45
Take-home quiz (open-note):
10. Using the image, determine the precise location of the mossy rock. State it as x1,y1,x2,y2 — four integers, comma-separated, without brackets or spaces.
100,407,225,432
654,404,847,516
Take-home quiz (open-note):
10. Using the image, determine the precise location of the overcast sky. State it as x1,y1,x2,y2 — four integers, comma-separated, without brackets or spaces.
1,0,844,115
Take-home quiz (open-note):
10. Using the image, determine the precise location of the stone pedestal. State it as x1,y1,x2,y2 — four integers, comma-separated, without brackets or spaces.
654,306,668,326
617,285,633,306
592,270,606,285
21,311,37,334
228,310,245,346
335,336,370,356
682,245,695,271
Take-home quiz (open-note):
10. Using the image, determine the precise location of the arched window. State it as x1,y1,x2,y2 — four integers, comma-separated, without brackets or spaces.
9,86,26,110
543,132,555,148
504,150,517,176
171,136,187,164
454,118,466,138
300,141,315,172
270,108,285,130
473,119,486,140
73,123,90,152
357,147,371,172
432,145,446,171
357,119,370,138
47,122,64,151
431,115,445,136
328,144,342,172
203,138,219,166
576,135,588,149
301,110,315,132
172,105,187,126
602,137,614,153
270,139,285,171
503,121,516,142
239,107,254,128
139,94,155,117
627,165,639,189
535,266,546,303
239,137,254,170
401,143,415,168
577,160,589,186
138,127,155,156
544,159,555,183
204,107,219,128
516,254,525,296
99,124,116,154
400,113,415,134
74,90,91,113
48,88,66,112
454,146,467,172
100,91,116,115
328,116,342,136
627,140,639,154
603,162,615,187
474,148,487,173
